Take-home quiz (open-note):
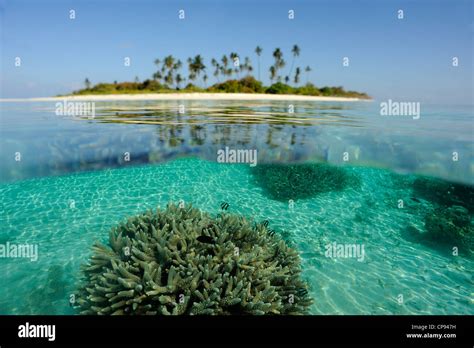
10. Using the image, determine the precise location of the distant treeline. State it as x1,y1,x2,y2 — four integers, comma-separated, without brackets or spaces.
73,77,369,99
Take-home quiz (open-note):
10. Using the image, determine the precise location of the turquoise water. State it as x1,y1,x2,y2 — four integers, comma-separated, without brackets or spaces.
0,100,472,314
0,158,472,314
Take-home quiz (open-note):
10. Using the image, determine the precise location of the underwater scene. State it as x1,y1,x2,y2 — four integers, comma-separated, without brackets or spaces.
0,100,472,315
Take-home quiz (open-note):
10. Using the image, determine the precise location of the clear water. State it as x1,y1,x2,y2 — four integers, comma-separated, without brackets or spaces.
1,101,473,184
0,100,472,314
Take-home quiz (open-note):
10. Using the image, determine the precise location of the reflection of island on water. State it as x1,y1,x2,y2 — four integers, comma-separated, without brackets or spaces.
86,101,361,161
2,101,363,181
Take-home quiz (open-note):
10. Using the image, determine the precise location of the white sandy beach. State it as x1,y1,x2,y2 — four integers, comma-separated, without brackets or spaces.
0,93,370,102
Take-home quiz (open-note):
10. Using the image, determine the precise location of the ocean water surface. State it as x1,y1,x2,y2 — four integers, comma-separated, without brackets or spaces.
0,100,472,314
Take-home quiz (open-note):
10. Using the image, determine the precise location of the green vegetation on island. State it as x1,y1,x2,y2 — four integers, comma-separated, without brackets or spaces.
71,45,370,99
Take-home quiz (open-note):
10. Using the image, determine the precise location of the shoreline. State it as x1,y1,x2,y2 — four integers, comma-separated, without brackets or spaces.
0,93,371,102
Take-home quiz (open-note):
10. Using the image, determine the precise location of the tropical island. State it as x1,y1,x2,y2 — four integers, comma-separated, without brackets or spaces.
70,45,370,100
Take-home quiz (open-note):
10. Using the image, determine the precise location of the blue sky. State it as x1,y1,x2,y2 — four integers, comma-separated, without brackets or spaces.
0,0,472,103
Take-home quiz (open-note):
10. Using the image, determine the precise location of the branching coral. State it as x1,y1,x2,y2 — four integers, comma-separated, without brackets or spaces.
76,203,312,315
251,162,357,201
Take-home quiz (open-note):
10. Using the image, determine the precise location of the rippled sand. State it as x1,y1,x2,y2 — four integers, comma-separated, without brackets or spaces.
0,158,472,315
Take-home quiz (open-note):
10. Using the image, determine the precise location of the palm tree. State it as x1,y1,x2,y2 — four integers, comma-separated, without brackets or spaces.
211,58,220,82
294,67,301,86
174,59,182,71
84,78,91,89
272,48,285,82
243,57,253,76
220,55,231,79
187,57,196,84
175,74,184,89
153,71,163,83
239,59,245,77
154,58,162,83
203,74,208,87
196,55,206,85
188,55,206,86
164,55,175,72
164,71,173,86
160,55,178,87
172,59,182,88
284,76,290,84
289,44,300,78
230,52,239,78
255,46,262,81
305,66,312,84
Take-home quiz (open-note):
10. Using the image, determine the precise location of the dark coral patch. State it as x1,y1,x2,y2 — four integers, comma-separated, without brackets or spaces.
424,205,473,254
251,162,358,201
413,177,474,212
